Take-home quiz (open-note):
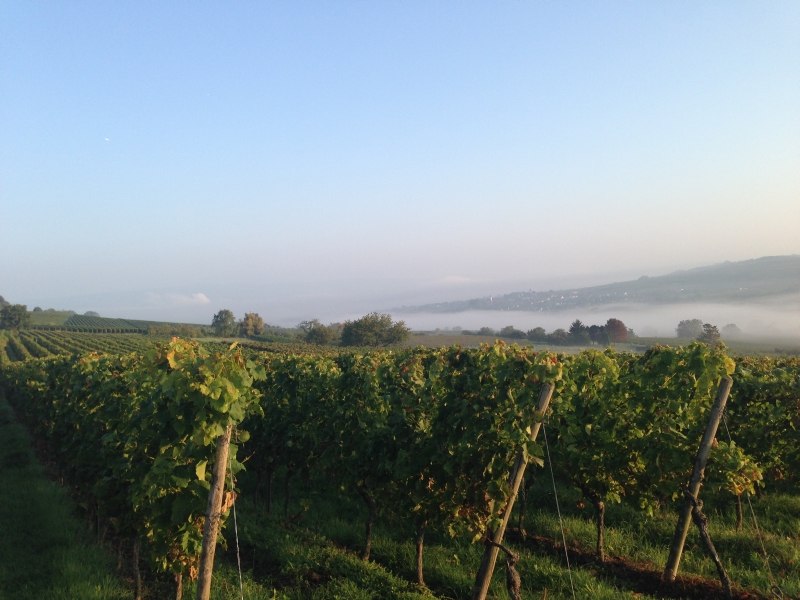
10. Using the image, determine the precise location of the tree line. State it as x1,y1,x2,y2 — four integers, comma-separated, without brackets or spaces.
0,304,30,330
462,317,633,345
464,318,745,346
676,319,743,344
210,310,410,347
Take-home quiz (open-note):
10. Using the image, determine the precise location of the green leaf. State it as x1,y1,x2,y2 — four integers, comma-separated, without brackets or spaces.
196,459,208,481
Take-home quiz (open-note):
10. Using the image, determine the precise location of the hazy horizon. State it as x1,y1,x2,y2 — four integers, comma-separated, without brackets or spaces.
3,4,798,327
13,265,800,343
397,296,800,340
2,260,748,327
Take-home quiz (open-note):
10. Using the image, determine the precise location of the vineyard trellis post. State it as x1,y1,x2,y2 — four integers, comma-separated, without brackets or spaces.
471,381,555,600
196,422,234,600
663,376,733,583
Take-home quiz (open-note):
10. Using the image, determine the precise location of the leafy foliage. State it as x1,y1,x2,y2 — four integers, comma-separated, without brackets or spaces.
211,309,237,337
604,318,629,343
239,312,265,337
2,336,791,594
0,304,30,330
726,354,800,489
697,323,721,345
0,339,264,592
677,319,704,339
299,319,340,345
340,313,409,346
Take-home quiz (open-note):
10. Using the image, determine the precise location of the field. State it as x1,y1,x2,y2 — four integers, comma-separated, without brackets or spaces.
0,329,157,364
0,333,797,599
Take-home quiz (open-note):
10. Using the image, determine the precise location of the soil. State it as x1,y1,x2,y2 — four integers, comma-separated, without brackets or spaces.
506,528,769,600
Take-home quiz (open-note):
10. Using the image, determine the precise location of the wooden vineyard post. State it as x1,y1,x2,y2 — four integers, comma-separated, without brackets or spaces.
196,422,234,600
663,376,733,583
471,382,555,600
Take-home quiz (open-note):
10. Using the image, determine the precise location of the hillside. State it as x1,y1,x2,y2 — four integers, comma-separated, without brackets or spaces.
398,255,800,313
25,311,201,333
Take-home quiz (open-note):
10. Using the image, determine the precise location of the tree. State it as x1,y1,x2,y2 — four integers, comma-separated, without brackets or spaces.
239,312,265,337
676,319,704,339
84,310,100,317
698,323,721,345
0,295,9,308
721,323,742,339
0,304,30,330
588,324,609,345
299,319,338,345
526,327,547,341
499,325,526,339
548,328,569,345
605,318,628,343
211,309,237,337
569,319,590,345
340,313,409,346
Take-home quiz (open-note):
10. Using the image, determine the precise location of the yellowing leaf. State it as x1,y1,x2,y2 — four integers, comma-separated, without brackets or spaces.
196,460,208,481
724,356,736,375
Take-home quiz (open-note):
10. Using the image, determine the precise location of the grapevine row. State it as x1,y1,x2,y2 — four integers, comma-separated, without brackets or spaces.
244,342,762,578
1,340,795,597
1,340,264,598
1,331,158,363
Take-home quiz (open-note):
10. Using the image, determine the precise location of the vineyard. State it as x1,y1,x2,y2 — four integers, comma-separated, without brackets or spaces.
26,310,204,334
0,329,158,364
0,338,797,599
0,330,325,366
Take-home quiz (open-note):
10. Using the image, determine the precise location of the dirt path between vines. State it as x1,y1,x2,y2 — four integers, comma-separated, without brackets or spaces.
506,528,768,600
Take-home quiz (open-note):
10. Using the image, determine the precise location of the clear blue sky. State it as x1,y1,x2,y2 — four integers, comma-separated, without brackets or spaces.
2,2,799,325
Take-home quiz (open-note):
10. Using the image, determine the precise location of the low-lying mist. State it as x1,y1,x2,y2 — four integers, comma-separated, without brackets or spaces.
396,298,800,341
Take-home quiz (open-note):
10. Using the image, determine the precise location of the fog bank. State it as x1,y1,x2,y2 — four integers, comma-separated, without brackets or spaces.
396,300,800,340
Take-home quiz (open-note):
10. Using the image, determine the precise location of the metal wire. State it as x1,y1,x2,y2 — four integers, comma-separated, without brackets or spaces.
542,421,577,600
721,412,784,598
228,441,245,600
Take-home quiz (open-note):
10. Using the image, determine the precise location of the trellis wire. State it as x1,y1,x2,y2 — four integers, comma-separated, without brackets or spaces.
542,421,577,600
228,437,245,600
721,412,784,599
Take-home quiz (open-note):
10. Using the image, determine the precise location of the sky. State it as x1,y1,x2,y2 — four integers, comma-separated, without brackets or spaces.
2,2,799,326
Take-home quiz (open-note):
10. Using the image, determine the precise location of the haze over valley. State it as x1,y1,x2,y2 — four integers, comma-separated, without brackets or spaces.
7,255,799,343
395,255,800,339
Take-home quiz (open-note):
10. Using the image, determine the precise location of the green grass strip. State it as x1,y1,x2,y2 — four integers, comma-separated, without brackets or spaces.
0,392,131,600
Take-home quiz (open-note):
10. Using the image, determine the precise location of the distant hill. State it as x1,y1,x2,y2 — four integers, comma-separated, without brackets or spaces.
398,255,800,314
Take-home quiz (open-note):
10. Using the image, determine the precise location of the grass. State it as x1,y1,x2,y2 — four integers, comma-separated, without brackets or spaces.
212,501,436,599
228,475,656,599
137,475,800,599
0,392,132,600
217,467,798,599
520,476,799,598
27,310,74,327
